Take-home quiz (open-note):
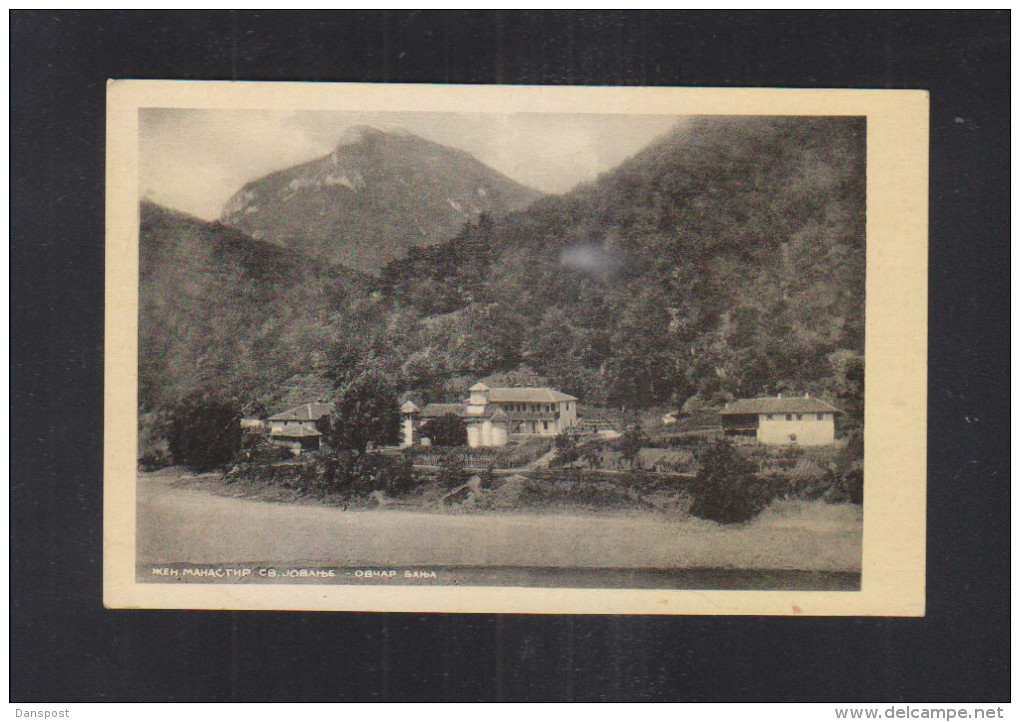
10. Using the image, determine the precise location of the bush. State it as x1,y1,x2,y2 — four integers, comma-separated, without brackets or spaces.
843,467,864,505
138,409,171,469
479,464,498,490
689,439,771,524
234,428,291,465
580,439,603,469
167,391,242,471
357,453,417,496
138,449,172,471
314,449,358,493
618,424,648,468
651,449,696,474
552,431,580,468
498,437,555,468
313,450,417,497
788,458,826,484
438,452,471,489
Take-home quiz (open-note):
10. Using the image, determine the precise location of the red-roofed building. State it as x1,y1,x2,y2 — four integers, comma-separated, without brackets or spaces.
720,394,841,446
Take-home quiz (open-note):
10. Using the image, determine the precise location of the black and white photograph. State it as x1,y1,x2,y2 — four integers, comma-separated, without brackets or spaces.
104,82,927,614
15,10,1008,705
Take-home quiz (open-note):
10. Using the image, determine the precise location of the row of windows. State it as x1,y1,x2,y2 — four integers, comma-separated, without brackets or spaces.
766,413,826,421
503,403,560,413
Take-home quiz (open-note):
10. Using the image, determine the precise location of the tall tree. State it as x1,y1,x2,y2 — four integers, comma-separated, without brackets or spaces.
328,372,400,455
420,412,468,447
167,391,241,471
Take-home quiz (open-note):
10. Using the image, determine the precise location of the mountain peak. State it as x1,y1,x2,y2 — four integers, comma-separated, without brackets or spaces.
336,124,386,147
221,130,543,274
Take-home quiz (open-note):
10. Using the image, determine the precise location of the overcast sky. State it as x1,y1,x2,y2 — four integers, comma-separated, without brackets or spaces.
139,109,680,220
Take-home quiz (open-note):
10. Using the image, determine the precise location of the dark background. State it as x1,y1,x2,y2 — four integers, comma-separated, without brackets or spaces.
11,11,1009,702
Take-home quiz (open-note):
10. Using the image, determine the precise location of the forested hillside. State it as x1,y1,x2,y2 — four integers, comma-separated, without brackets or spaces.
138,201,360,416
373,116,866,411
140,115,866,449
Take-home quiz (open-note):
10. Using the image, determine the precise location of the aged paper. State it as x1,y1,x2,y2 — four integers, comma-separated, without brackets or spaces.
105,81,927,614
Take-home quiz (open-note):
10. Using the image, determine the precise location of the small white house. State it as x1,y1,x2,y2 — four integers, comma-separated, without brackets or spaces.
719,394,841,446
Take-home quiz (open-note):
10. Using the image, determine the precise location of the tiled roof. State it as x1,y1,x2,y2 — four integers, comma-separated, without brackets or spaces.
268,402,333,421
421,403,469,418
484,387,577,403
720,397,842,415
400,401,421,414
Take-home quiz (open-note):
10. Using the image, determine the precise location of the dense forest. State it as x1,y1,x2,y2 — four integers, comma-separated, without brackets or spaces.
373,116,865,409
139,116,865,450
138,202,361,416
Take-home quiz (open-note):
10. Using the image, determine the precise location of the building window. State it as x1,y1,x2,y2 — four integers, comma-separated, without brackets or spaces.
817,413,824,421
796,414,803,421
785,414,792,421
543,421,549,431
766,414,773,420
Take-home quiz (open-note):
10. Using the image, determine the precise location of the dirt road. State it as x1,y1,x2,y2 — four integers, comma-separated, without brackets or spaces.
137,472,862,573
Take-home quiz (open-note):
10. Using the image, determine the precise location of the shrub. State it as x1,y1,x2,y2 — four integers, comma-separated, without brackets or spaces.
843,467,864,505
314,449,358,493
553,431,580,468
499,437,555,468
138,409,171,469
618,424,648,469
652,449,696,474
138,449,172,471
439,452,471,489
689,439,771,524
788,458,826,484
579,439,603,469
313,450,417,497
479,464,498,490
234,428,290,465
356,453,417,496
167,391,242,471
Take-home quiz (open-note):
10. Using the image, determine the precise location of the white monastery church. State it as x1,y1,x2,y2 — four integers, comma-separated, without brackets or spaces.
400,383,579,448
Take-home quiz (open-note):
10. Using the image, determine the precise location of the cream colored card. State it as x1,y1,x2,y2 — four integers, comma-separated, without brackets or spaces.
105,81,927,614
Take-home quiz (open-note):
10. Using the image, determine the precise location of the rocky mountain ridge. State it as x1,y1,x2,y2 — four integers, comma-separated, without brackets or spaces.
220,125,542,274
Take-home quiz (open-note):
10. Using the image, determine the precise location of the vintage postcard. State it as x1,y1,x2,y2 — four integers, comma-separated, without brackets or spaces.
104,82,927,614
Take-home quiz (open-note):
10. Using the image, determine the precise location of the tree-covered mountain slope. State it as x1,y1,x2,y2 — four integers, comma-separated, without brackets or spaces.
142,115,866,441
138,201,361,414
375,116,866,409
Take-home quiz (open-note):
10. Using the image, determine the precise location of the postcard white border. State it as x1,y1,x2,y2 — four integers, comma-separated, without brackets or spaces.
105,81,928,615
